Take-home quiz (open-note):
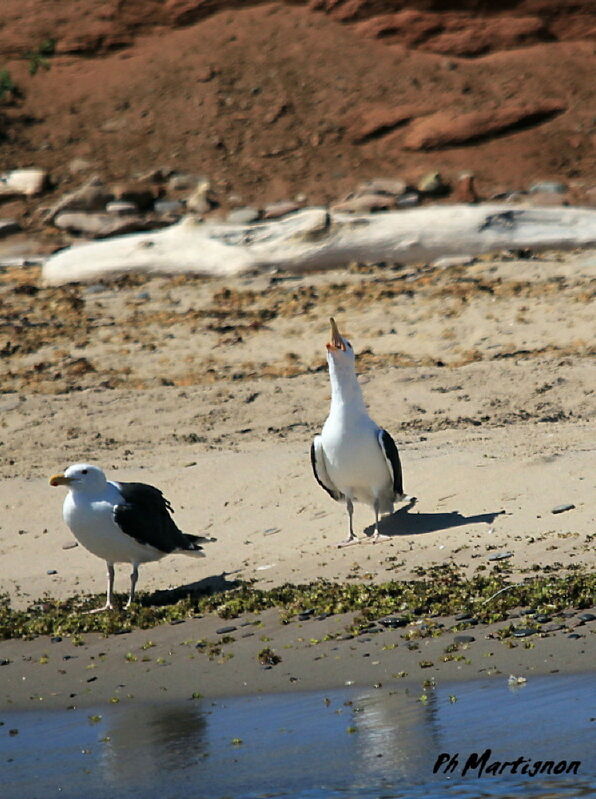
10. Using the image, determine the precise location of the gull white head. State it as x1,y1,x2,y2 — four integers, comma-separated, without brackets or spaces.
49,463,108,494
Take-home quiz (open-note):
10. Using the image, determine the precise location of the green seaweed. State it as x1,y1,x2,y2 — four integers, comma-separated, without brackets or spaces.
0,565,593,641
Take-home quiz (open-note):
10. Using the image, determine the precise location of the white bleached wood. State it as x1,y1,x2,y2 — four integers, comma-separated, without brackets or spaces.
42,204,596,285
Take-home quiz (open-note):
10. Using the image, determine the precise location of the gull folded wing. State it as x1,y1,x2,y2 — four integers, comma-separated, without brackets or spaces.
377,429,404,499
310,436,344,502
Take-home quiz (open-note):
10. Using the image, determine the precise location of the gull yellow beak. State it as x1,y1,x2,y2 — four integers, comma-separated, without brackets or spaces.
327,317,346,351
49,473,72,487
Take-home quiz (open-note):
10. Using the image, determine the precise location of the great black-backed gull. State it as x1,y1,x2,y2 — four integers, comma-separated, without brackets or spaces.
311,318,407,547
50,463,212,611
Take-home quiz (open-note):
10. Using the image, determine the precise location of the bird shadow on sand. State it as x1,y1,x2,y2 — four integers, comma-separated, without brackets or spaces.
142,571,243,608
363,498,505,539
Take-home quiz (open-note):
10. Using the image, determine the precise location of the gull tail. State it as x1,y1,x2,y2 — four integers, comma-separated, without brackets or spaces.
177,532,211,558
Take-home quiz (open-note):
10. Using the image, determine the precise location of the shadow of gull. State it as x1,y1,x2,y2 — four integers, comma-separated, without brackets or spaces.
364,498,505,538
142,571,243,607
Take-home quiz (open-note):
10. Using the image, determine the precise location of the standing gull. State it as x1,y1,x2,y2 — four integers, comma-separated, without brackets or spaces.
311,318,407,547
50,463,212,611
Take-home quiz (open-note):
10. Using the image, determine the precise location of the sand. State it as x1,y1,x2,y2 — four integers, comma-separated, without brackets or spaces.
0,248,594,710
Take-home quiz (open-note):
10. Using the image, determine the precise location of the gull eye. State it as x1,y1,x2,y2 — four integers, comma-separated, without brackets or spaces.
81,469,88,475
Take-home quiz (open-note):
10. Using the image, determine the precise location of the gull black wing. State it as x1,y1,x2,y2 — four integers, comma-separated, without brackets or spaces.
113,481,198,553
377,429,404,498
310,436,344,502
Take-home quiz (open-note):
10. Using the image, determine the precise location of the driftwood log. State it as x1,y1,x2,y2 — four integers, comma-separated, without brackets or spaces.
42,204,596,285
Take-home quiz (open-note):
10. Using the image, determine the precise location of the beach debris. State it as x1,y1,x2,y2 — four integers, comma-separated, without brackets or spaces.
216,626,237,635
257,647,281,666
454,634,475,644
551,503,575,514
508,675,527,685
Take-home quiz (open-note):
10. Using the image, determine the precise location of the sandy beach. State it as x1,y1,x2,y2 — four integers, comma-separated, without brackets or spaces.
0,248,594,711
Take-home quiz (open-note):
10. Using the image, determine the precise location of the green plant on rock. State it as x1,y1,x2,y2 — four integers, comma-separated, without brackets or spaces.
27,38,56,76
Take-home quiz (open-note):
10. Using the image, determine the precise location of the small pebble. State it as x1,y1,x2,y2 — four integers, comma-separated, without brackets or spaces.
169,619,184,626
551,503,575,514
455,613,472,621
216,626,237,635
534,614,551,623
47,569,58,575
488,552,513,561
512,628,536,638
379,616,408,628
454,635,475,644
544,624,565,633
297,611,313,621
578,613,595,622
50,636,62,643
567,633,582,640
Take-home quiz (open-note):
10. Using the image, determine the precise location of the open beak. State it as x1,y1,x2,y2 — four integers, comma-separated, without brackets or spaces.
49,473,73,487
326,317,346,352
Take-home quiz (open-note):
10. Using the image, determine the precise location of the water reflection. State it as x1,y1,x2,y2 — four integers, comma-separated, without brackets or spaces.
2,674,594,799
99,703,207,787
347,688,440,784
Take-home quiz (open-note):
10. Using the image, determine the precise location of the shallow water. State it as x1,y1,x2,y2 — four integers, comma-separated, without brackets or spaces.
1,673,594,799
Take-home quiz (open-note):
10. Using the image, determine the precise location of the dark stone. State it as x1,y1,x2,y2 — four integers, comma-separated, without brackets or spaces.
454,634,475,644
86,676,97,682
544,624,564,633
241,632,254,639
551,503,575,514
0,658,10,666
521,609,536,616
50,636,62,643
169,619,185,625
512,628,537,637
534,614,551,624
316,613,331,620
216,626,237,635
578,613,596,622
455,612,472,621
297,612,313,621
379,616,408,628
567,633,582,640
46,569,58,575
